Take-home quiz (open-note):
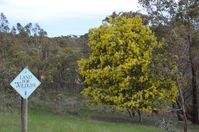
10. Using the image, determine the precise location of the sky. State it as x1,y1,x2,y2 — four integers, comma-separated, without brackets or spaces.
0,0,140,37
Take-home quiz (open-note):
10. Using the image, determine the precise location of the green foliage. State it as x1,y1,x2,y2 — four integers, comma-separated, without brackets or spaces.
78,16,178,113
43,48,82,92
0,13,9,32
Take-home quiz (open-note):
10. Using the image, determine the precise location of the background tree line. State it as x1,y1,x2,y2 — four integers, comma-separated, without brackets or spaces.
0,12,89,112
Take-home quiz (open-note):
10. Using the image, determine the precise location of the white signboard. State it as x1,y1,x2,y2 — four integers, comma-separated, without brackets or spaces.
10,68,41,99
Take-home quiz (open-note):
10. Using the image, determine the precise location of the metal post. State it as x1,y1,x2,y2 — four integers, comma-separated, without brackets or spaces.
21,97,28,132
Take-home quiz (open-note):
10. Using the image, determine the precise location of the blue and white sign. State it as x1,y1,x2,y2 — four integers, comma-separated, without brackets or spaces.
10,68,41,99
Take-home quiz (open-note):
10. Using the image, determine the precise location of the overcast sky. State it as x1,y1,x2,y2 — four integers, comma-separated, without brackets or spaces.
0,0,140,37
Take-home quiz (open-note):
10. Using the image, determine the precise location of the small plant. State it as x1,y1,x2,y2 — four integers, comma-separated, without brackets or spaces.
158,117,177,132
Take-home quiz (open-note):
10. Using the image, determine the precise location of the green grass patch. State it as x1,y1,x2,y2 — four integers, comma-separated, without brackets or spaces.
0,109,159,132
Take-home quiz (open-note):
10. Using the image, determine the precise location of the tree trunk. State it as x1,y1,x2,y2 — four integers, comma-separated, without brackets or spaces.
191,61,199,124
178,86,188,132
128,110,133,119
188,31,199,124
127,109,136,120
176,100,183,121
138,110,143,123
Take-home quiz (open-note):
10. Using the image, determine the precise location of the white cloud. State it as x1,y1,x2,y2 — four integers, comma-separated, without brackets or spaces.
1,0,139,21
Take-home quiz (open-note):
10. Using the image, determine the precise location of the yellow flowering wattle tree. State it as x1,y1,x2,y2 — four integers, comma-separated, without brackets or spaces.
78,16,178,121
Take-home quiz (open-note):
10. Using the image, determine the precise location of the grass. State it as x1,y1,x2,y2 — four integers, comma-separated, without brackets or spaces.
1,94,198,132
0,109,159,132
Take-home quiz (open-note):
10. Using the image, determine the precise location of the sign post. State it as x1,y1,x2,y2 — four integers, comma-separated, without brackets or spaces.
10,68,41,132
21,98,28,132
